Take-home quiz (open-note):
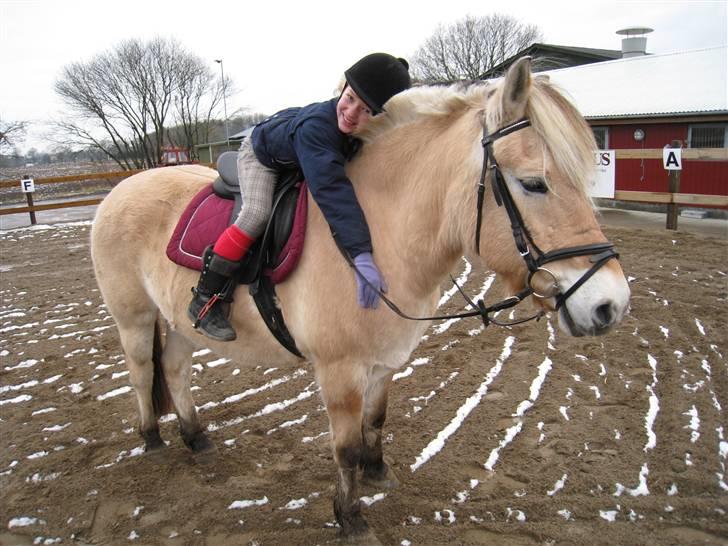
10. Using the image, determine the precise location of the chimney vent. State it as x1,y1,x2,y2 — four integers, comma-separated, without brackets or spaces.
616,27,653,58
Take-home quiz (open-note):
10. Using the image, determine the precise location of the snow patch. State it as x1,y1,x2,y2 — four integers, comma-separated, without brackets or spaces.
228,497,269,509
410,336,514,472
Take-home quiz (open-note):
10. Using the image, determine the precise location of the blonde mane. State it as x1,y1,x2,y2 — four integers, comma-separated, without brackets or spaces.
525,78,598,198
357,83,488,143
357,77,597,198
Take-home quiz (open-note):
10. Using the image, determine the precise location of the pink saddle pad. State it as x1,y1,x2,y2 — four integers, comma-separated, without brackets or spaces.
166,184,233,271
166,183,307,284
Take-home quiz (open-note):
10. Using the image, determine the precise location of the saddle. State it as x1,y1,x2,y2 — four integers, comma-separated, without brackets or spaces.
166,151,307,357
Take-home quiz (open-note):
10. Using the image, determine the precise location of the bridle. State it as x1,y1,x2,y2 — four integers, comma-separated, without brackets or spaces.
475,117,619,311
348,116,619,328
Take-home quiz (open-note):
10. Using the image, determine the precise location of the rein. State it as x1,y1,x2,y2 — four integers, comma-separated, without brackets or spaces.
349,116,620,329
345,245,540,328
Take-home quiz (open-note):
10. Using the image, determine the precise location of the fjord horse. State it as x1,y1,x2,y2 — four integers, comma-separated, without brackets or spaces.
90,58,630,540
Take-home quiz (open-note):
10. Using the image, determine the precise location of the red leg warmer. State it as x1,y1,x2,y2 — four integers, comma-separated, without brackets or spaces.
213,225,255,261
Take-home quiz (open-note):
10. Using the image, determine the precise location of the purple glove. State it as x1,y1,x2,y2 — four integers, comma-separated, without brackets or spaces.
353,252,387,309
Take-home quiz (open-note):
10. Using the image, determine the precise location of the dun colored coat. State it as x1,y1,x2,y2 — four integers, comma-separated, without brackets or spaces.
91,59,630,541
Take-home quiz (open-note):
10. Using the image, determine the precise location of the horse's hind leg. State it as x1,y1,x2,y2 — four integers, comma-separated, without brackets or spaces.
161,327,215,454
360,366,398,488
115,310,167,451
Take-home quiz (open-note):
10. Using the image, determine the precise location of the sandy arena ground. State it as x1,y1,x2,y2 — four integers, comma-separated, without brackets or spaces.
1,213,727,545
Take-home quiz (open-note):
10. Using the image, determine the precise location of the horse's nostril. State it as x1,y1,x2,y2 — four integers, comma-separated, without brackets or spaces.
594,302,614,327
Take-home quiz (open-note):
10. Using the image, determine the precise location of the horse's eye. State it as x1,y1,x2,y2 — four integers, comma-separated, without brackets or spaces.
519,178,548,194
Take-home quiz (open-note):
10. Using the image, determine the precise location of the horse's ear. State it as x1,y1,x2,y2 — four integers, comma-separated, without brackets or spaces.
501,56,532,122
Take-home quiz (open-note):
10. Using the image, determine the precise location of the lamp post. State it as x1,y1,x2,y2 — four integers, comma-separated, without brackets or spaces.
214,59,230,145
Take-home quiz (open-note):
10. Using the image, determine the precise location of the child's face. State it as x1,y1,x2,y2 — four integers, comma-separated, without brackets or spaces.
336,86,372,134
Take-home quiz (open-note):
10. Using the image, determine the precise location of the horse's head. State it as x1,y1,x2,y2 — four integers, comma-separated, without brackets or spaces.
474,57,630,336
355,61,629,336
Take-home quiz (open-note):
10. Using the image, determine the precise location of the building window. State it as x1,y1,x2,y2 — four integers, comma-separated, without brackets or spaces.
592,127,609,149
688,124,727,148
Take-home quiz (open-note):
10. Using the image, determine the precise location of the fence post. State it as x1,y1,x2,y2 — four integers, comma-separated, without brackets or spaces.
20,175,37,225
666,140,682,230
25,193,37,225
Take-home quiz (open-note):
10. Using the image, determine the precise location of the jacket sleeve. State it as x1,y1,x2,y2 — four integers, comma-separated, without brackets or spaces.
292,120,372,258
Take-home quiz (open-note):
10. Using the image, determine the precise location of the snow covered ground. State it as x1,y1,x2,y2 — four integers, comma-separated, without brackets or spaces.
1,220,726,545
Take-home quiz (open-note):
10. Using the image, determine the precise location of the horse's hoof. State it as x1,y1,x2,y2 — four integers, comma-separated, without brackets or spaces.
183,429,216,453
186,433,217,465
337,529,382,545
143,439,166,453
143,443,167,462
191,434,216,454
334,498,369,536
361,463,399,489
141,428,165,452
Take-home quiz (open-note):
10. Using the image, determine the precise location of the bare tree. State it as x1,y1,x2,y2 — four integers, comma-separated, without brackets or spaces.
0,118,27,155
411,14,542,82
167,53,227,154
53,37,225,169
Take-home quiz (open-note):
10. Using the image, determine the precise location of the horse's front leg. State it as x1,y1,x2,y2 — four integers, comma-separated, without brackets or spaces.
316,360,373,539
360,366,399,488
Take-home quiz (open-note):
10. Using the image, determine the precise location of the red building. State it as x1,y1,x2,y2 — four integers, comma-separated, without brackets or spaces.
596,121,726,196
544,46,727,202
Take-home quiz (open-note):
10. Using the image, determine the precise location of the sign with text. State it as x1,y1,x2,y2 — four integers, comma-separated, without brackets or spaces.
20,177,35,193
590,151,615,198
663,148,682,170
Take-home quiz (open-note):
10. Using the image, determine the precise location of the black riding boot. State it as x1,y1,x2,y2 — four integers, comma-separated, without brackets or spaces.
188,246,238,341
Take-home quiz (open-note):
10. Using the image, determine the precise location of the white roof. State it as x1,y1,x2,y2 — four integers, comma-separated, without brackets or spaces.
542,46,727,119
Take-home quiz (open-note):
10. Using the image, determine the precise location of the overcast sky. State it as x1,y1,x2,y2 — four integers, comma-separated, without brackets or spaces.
1,0,726,152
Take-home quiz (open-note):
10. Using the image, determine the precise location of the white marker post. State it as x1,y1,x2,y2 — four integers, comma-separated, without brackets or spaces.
664,141,682,230
663,147,682,171
20,176,37,225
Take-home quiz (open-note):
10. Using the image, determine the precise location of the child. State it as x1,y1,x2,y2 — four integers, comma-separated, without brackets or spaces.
189,53,411,341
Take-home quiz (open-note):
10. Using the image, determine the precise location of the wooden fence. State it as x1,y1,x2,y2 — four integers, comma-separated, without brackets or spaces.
0,165,210,225
613,146,728,206
0,169,143,224
0,149,726,229
611,145,727,230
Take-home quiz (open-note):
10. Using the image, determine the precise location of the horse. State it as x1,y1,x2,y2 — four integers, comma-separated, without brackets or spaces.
90,57,630,541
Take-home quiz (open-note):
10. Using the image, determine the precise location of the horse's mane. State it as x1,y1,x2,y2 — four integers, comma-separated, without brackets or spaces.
524,78,597,198
356,82,488,142
357,77,597,198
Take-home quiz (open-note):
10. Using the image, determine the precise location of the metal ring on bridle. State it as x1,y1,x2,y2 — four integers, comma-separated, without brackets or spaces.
527,267,559,299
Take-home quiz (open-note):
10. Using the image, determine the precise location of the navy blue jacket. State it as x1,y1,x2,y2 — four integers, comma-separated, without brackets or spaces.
251,99,371,258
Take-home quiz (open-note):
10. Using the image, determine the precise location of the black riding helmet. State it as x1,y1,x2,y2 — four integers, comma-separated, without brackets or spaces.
344,53,411,115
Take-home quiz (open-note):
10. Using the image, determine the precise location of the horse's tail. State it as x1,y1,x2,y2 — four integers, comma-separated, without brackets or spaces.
151,318,174,417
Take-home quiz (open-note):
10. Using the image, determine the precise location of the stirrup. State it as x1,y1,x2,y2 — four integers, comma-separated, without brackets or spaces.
194,292,222,329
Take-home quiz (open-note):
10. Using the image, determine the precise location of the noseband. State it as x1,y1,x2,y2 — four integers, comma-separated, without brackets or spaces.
347,116,619,328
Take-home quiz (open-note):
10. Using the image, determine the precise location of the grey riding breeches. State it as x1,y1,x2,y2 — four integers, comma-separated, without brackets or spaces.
234,138,277,238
